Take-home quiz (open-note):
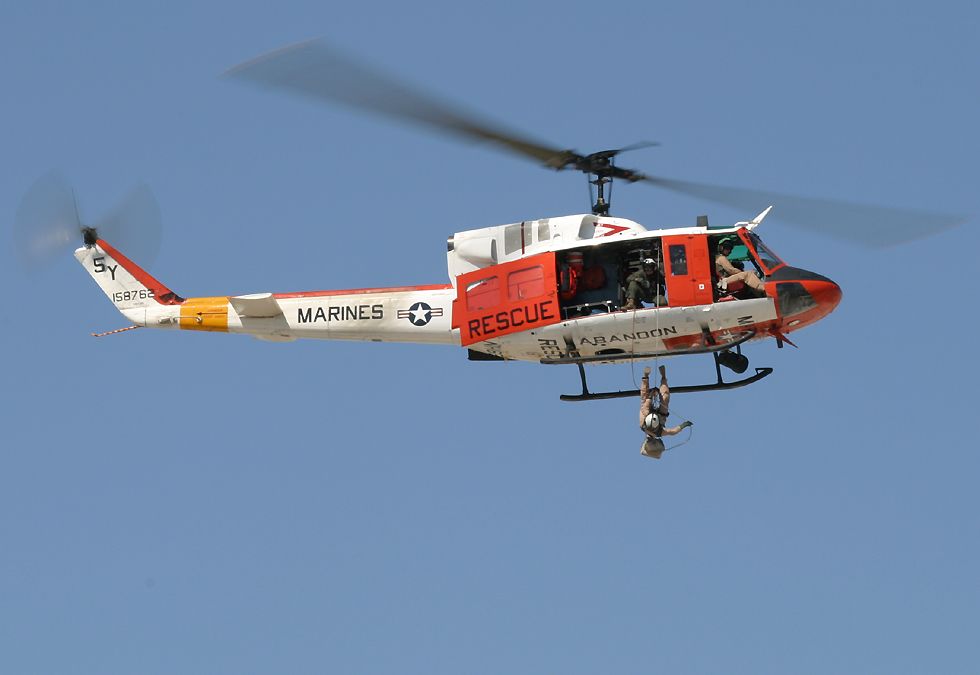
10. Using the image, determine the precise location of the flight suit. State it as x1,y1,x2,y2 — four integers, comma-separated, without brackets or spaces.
624,268,666,309
639,371,670,459
715,254,766,294
638,368,692,459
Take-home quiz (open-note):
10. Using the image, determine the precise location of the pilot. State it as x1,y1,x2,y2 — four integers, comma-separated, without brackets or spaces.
716,238,766,296
623,258,666,310
639,365,693,459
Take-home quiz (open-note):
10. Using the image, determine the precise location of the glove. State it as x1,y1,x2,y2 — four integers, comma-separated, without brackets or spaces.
643,367,652,376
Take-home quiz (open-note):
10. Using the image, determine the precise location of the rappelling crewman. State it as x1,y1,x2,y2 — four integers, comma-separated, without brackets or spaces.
639,365,693,459
623,258,666,310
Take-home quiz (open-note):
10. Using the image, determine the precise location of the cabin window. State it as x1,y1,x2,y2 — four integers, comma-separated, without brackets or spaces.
777,282,816,316
747,233,783,273
508,265,545,300
466,277,501,311
669,244,688,275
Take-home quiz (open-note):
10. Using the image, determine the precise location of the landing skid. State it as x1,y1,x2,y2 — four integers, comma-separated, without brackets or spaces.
559,351,773,402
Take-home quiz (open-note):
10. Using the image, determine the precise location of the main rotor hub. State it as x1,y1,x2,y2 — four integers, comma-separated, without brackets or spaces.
550,147,650,215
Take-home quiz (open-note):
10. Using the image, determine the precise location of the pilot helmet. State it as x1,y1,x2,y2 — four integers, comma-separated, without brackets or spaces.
718,237,736,251
644,412,659,431
642,257,657,268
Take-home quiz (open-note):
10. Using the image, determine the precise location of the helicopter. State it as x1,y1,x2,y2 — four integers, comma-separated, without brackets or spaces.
18,40,962,401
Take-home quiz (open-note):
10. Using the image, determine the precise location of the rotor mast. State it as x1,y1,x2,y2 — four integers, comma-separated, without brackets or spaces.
572,146,651,216
591,174,611,216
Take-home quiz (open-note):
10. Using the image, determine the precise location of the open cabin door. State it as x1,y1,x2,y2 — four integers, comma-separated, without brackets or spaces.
452,252,561,347
663,234,713,307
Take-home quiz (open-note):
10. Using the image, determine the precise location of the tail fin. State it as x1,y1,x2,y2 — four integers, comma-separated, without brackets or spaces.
74,239,183,324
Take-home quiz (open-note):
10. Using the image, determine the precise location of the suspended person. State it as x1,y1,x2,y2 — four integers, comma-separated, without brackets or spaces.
639,365,693,459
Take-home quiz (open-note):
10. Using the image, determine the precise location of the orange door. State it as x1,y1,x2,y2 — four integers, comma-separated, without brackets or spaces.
663,235,713,307
452,252,561,347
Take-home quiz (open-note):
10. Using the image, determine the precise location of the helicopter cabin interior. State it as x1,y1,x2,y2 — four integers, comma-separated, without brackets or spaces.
451,231,778,347
553,232,771,319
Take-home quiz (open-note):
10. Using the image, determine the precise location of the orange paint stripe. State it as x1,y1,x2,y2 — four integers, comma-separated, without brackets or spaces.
274,283,451,299
97,239,184,305
179,296,229,332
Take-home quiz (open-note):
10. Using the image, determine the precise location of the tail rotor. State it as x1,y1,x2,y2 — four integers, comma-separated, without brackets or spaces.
15,170,163,269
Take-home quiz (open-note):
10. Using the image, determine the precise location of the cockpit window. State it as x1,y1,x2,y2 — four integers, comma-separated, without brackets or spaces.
746,233,784,273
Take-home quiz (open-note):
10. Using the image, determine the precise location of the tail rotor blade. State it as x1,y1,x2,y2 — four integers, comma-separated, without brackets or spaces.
14,170,81,266
98,183,162,268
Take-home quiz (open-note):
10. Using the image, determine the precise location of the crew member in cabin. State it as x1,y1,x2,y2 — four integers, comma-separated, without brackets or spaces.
623,258,666,310
715,237,766,296
639,365,693,459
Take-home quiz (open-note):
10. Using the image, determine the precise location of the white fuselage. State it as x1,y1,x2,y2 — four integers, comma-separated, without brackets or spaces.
78,212,790,363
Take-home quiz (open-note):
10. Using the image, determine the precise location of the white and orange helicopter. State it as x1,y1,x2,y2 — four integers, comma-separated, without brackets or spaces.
17,41,962,401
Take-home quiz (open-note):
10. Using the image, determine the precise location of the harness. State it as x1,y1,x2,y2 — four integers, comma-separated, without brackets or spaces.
642,390,670,436
641,390,693,451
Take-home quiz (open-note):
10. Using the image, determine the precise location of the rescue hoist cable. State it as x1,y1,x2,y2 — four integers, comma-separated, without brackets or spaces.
621,247,694,450
638,245,694,452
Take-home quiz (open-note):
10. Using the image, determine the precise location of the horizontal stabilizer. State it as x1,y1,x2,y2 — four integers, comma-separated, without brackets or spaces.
230,293,283,318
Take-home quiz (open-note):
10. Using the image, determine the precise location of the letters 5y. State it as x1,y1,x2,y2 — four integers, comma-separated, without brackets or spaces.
93,256,118,280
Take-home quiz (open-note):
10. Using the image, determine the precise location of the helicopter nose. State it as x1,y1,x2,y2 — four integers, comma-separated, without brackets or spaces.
766,266,842,330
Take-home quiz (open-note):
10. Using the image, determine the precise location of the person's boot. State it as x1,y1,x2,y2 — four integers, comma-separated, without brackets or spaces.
622,299,637,311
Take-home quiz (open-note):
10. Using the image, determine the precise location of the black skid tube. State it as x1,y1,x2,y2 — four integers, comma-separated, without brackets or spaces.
559,349,773,402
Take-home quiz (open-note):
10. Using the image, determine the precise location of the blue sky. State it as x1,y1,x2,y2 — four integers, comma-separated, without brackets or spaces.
2,1,978,673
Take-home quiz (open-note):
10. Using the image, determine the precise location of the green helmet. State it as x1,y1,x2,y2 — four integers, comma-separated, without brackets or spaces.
718,236,737,251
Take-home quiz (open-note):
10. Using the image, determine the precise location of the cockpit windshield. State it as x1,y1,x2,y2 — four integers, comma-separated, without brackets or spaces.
746,233,784,273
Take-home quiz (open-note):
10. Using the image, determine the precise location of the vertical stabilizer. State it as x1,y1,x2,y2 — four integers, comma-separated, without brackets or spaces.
74,239,182,325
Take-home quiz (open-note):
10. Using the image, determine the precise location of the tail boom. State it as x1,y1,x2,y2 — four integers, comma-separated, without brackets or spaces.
172,286,458,343
76,239,458,345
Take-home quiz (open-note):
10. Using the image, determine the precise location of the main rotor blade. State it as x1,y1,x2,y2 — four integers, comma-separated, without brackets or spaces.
224,39,577,169
613,141,661,155
642,176,966,247
97,183,162,268
14,170,81,267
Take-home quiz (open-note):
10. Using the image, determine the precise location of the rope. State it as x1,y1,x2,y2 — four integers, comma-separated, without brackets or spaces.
625,246,695,454
629,304,639,388
666,426,694,452
91,325,140,337
645,245,694,448
653,245,663,376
